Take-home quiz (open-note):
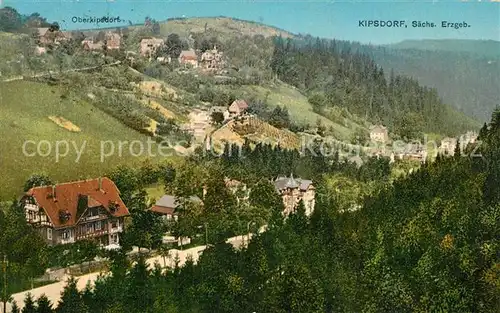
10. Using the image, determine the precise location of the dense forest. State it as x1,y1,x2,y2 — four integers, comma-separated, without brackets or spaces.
5,110,499,313
370,47,500,122
386,39,500,58
293,36,500,123
270,36,479,139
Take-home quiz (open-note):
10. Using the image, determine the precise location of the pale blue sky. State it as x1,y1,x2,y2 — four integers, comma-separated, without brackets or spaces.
3,0,499,44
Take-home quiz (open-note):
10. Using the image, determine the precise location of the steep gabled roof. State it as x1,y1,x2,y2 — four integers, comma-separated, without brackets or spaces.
228,100,248,112
36,27,50,37
151,195,202,215
83,42,103,50
370,125,387,133
274,175,313,191
26,177,129,228
105,32,121,40
141,38,164,45
179,49,197,60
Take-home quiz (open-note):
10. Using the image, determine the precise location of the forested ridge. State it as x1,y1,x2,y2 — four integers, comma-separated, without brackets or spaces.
371,47,500,122
310,37,500,122
271,36,480,138
386,39,500,58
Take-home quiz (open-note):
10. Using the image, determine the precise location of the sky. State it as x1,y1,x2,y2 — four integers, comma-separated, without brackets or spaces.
2,0,499,44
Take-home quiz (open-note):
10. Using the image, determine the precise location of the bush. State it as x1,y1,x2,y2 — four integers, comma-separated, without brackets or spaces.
198,86,216,102
90,90,150,132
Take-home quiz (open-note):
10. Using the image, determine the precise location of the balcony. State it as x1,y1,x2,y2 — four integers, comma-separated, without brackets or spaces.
60,237,75,245
75,229,109,241
109,226,123,234
27,217,52,227
81,214,107,222
25,204,39,212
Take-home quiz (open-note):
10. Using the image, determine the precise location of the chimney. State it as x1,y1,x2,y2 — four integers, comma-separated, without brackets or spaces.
98,177,103,191
52,185,56,199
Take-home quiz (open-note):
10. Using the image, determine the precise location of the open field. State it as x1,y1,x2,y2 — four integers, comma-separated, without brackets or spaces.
0,80,169,199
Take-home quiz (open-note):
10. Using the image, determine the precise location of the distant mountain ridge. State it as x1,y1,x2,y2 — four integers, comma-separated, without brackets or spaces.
76,16,295,39
371,39,500,121
385,39,500,58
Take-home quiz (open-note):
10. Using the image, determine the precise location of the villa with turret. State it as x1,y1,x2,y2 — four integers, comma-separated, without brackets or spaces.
273,175,315,216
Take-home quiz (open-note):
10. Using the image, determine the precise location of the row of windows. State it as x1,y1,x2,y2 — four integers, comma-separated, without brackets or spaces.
27,211,48,222
46,220,120,240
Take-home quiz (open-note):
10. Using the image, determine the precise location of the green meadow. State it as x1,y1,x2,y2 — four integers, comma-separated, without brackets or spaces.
235,83,365,141
0,80,169,199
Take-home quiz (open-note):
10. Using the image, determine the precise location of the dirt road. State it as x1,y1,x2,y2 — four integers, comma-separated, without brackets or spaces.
6,233,253,311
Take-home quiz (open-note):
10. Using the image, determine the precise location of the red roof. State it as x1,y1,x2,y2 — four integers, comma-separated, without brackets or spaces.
229,100,248,112
26,177,129,228
181,55,198,61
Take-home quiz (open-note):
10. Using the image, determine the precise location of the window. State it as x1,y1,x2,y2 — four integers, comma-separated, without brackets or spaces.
86,223,93,233
111,220,118,229
110,234,119,244
47,228,52,240
95,221,102,230
61,230,69,239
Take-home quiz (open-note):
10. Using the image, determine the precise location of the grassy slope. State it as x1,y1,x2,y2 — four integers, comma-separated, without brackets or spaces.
0,31,24,57
84,16,295,39
0,80,164,200
156,17,294,38
236,82,364,141
0,32,25,78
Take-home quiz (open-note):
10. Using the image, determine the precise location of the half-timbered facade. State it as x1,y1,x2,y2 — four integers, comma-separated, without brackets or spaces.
22,177,129,246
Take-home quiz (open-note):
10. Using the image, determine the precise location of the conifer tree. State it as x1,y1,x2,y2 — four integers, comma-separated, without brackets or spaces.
249,180,284,212
10,300,20,313
35,294,53,313
22,293,36,313
81,282,93,312
279,264,325,313
287,199,308,235
125,257,153,313
56,277,88,313
454,138,461,158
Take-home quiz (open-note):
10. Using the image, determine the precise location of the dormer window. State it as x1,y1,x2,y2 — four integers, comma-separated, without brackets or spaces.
108,201,119,213
59,210,71,223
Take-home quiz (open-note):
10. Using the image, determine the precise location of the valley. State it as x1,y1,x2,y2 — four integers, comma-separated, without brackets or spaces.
0,7,498,313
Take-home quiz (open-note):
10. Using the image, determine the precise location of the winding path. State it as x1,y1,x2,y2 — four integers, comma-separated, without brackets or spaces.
5,231,260,311
1,61,121,83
